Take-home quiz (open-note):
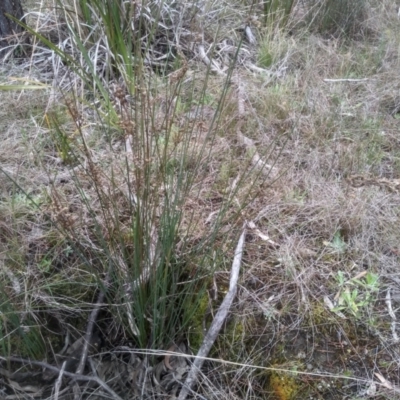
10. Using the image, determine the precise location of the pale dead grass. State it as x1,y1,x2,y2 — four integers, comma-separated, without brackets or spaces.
2,0,400,399
214,3,400,396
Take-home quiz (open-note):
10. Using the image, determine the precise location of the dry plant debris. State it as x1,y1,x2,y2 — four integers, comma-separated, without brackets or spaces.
1,0,400,399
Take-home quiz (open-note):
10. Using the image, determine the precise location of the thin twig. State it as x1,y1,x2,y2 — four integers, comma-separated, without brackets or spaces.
54,361,66,400
75,270,111,375
1,357,123,400
323,78,370,82
178,226,246,400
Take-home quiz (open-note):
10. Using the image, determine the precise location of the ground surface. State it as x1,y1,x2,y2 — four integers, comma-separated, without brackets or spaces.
1,0,400,399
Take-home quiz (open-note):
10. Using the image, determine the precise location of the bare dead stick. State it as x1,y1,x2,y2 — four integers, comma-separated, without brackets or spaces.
54,361,66,400
75,270,111,375
178,226,246,400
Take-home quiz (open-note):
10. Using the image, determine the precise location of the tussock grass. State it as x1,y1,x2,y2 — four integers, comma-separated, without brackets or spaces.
305,0,368,37
1,0,400,398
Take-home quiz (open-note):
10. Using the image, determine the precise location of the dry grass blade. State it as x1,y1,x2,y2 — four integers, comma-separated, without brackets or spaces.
2,0,400,398
1,356,124,400
234,75,278,176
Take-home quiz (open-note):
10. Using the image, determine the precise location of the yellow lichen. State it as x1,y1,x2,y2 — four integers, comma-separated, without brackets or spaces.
269,372,299,400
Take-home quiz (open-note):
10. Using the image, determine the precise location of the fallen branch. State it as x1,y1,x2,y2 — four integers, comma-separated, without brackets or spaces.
178,226,247,400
